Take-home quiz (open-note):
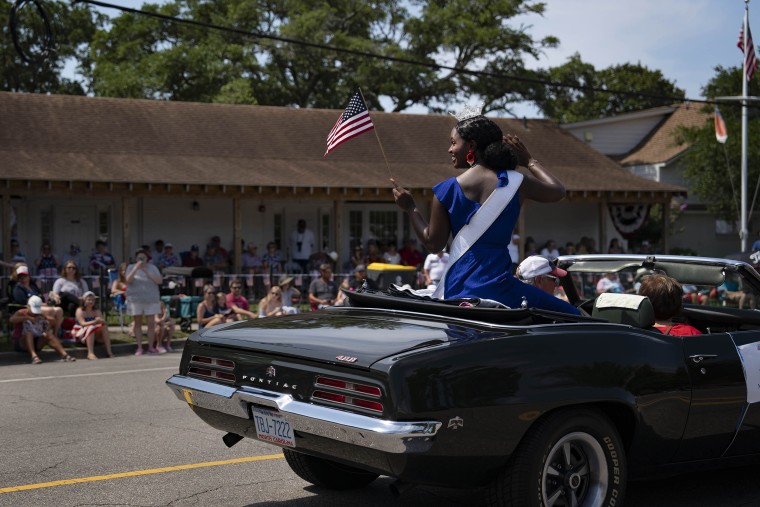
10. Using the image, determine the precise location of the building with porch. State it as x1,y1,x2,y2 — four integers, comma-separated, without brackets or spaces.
1,92,685,275
563,103,749,256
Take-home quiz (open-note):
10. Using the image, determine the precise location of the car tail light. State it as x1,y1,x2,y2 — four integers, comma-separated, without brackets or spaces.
312,376,384,414
188,355,236,384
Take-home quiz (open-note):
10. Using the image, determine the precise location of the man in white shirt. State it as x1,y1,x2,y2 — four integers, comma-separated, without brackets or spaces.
539,240,560,259
423,250,449,287
289,219,315,272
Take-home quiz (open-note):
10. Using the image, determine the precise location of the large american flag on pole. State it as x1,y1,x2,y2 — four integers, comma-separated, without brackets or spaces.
324,91,374,156
738,20,757,82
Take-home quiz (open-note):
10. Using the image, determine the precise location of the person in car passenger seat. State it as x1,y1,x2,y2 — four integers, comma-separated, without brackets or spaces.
638,274,701,336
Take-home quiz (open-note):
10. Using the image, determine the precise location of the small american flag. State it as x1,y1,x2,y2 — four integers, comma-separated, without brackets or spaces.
324,91,374,156
738,19,757,82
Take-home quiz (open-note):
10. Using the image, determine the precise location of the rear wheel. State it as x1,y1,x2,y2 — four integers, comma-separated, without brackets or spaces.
283,449,379,490
486,408,626,507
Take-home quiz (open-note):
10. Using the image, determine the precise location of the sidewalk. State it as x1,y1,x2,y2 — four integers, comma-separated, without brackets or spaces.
0,325,189,367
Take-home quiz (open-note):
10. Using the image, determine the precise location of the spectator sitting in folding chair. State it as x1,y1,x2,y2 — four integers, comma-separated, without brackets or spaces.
10,296,75,364
155,300,176,352
73,291,113,360
109,263,128,331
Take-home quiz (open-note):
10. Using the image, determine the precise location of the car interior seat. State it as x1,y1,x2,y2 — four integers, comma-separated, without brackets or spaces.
591,293,655,328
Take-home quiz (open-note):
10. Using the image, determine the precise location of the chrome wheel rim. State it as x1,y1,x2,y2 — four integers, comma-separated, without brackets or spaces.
541,431,608,507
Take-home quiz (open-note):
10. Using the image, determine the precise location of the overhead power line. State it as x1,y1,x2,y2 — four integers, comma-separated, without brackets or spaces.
10,0,754,110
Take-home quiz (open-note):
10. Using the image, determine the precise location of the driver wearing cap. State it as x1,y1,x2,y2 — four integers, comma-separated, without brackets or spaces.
516,255,569,301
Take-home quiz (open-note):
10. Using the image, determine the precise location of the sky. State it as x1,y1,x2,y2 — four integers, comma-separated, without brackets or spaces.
510,0,753,117
89,0,753,118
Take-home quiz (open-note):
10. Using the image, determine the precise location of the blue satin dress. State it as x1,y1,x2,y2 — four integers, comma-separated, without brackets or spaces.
433,170,580,315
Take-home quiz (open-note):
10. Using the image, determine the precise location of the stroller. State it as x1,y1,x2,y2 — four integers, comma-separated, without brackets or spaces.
162,266,213,331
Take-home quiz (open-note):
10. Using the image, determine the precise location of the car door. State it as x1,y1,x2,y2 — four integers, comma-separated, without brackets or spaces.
674,332,746,461
723,331,760,457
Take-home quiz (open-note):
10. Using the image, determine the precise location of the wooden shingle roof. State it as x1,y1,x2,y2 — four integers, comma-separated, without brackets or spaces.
618,104,709,166
0,92,684,201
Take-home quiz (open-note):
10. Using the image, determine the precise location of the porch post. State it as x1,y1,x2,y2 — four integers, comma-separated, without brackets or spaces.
121,196,131,263
599,200,607,254
663,197,670,254
2,192,9,273
334,199,344,263
233,197,242,274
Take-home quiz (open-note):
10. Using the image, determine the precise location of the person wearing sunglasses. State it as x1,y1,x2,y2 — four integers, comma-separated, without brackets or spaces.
516,255,569,302
258,286,285,318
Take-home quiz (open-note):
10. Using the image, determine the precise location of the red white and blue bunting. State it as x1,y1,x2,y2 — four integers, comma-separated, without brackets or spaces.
608,204,650,239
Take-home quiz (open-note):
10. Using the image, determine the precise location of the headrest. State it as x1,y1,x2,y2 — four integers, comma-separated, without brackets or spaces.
592,293,655,328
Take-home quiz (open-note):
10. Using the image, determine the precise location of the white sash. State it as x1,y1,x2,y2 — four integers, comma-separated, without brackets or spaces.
432,172,523,299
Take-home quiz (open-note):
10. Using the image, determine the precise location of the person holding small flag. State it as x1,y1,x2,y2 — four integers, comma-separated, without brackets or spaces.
390,105,579,314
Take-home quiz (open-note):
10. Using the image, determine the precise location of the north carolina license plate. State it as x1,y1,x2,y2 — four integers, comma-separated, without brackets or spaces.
252,406,295,447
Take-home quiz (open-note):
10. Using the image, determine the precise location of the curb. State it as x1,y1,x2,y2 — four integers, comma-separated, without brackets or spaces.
0,337,187,367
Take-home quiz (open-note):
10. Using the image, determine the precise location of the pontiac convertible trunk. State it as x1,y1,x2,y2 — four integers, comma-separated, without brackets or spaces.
167,255,760,506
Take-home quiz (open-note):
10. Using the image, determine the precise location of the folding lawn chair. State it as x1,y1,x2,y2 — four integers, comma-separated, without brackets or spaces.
107,268,127,332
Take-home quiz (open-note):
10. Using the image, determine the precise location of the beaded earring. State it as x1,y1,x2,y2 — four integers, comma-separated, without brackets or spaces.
466,149,476,166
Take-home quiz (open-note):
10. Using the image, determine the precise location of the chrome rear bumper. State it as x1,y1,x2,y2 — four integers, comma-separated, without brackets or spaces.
166,375,441,453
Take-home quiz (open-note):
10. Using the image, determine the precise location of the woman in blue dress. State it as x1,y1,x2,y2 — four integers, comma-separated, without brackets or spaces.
392,111,579,315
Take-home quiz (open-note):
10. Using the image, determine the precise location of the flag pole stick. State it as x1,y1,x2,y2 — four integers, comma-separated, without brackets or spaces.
358,88,394,181
742,0,750,251
723,142,740,219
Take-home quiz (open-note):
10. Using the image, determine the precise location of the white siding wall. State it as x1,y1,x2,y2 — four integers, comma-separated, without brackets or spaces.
564,115,667,155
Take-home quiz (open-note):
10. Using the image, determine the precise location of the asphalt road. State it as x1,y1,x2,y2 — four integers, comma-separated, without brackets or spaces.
0,353,758,507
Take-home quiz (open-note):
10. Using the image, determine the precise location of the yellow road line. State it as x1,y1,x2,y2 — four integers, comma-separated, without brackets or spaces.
0,454,284,494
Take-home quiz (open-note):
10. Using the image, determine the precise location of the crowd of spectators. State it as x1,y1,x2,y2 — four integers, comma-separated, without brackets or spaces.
6,221,760,363
523,235,656,260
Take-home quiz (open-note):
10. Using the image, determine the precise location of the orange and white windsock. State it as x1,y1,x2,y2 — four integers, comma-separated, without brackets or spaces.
714,104,728,144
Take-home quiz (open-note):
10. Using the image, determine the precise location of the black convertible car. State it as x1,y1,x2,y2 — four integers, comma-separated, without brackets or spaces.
167,255,760,506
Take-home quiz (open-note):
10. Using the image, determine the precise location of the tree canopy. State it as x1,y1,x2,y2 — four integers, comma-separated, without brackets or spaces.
676,65,760,225
37,0,560,112
1,0,102,94
534,53,686,123
3,0,689,119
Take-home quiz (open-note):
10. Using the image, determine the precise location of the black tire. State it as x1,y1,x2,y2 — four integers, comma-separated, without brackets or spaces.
283,448,379,490
486,408,626,507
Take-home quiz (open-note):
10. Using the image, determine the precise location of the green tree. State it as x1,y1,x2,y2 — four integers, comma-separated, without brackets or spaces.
85,0,558,112
676,65,760,225
0,0,102,94
536,53,686,123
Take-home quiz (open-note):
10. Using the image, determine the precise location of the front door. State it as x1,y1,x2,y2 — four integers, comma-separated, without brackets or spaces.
55,206,96,265
344,204,406,262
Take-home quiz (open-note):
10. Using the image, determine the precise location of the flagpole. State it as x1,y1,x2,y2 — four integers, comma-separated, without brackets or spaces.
358,88,394,180
742,0,750,252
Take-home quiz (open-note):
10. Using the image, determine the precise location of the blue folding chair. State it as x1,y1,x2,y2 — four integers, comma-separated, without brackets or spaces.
107,269,127,332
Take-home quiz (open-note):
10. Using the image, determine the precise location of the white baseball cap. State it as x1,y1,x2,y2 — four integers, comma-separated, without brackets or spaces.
517,255,567,280
28,295,43,314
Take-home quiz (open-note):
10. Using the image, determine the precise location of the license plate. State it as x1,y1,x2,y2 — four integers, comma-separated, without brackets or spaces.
252,406,295,447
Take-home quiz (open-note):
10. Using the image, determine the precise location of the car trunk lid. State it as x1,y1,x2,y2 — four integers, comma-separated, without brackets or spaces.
192,309,463,368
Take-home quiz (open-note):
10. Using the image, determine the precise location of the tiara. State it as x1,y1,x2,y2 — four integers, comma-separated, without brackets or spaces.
450,101,484,123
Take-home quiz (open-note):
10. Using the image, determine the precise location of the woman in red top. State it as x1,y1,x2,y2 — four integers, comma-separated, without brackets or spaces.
638,274,701,336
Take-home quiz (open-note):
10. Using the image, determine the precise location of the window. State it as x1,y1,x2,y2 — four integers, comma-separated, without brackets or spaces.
368,210,397,246
41,209,52,245
273,214,283,249
98,210,110,244
321,213,331,250
349,210,362,248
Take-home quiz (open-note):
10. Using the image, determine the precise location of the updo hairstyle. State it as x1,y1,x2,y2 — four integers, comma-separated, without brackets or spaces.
455,116,517,172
